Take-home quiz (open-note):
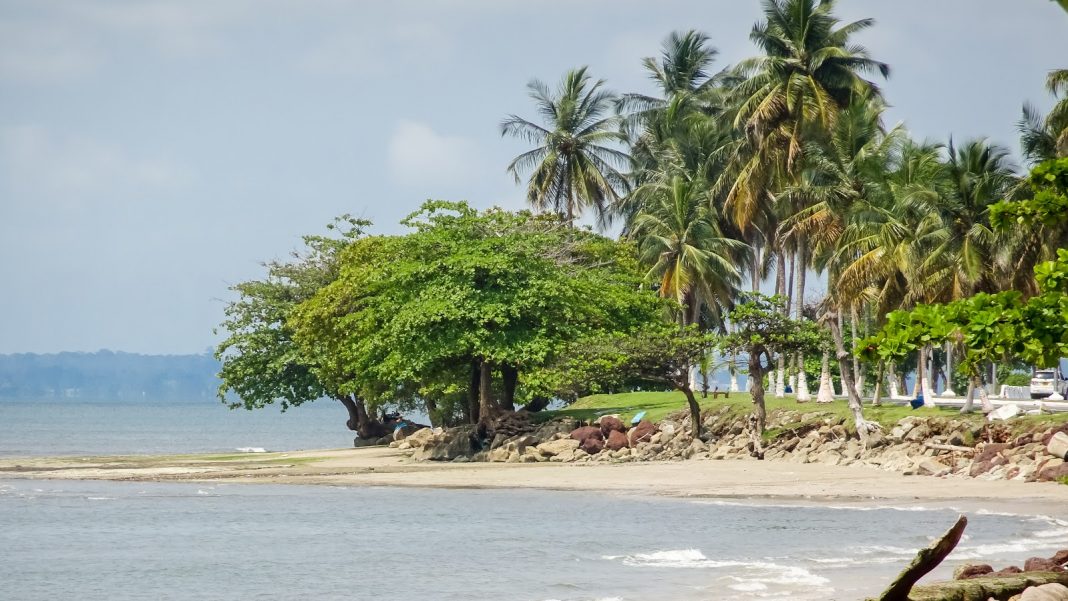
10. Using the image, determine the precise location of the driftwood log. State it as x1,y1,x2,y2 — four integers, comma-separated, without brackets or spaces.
876,515,969,601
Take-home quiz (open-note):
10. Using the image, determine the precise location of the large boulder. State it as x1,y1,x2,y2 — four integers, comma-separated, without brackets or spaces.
627,420,657,446
605,430,629,451
1026,558,1067,573
599,416,626,436
535,438,580,457
954,564,994,580
1020,583,1068,601
404,428,435,449
532,418,577,442
580,436,605,455
571,425,605,455
413,425,479,461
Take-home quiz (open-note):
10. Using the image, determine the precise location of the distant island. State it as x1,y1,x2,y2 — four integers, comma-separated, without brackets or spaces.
0,351,220,401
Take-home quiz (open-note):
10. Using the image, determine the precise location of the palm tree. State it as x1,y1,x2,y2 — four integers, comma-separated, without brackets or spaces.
1047,69,1068,158
723,0,889,232
501,67,630,228
629,174,749,329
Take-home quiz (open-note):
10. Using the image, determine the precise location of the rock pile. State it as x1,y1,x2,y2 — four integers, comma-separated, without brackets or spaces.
391,406,1068,484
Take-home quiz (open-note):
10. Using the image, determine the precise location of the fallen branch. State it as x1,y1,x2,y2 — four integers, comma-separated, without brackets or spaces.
877,514,968,601
924,442,976,454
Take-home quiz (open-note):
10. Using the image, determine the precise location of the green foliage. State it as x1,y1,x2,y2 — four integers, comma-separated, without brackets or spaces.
990,158,1068,228
215,217,370,411
719,294,825,365
288,202,665,416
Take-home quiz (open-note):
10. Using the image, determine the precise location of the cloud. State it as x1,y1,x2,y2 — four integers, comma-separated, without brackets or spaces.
386,120,482,187
0,20,103,83
0,125,192,207
297,20,455,76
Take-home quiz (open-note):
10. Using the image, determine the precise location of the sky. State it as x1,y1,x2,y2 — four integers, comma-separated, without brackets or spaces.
1,0,1066,355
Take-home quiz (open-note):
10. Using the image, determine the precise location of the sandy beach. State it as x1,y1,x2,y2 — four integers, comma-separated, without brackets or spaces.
3,447,1067,514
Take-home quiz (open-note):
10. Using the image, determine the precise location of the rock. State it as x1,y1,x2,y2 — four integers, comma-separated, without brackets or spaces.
405,428,435,448
627,420,657,445
1048,433,1068,460
532,418,577,442
397,441,412,450
995,566,1025,576
536,438,580,457
412,425,478,461
487,447,511,462
682,438,707,459
599,415,626,436
919,458,950,477
1038,462,1068,482
605,430,629,451
375,435,394,446
570,426,603,442
905,424,932,442
580,436,605,455
1020,583,1068,601
1051,550,1068,566
1025,557,1066,572
954,564,994,579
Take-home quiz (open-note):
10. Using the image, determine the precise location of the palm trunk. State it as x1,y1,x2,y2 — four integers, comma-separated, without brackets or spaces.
775,252,786,398
850,305,863,398
921,346,933,404
816,352,834,403
942,342,957,396
794,243,810,401
872,361,885,406
888,361,900,399
828,310,874,444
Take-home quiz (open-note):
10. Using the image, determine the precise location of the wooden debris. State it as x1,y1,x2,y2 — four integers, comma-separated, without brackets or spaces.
876,514,968,601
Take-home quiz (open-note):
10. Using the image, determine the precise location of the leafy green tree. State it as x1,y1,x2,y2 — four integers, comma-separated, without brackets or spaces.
501,67,630,226
292,202,664,434
214,217,387,438
719,294,827,455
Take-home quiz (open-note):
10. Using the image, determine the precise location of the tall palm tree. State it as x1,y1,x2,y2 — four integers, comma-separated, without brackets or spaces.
629,174,749,329
723,0,889,232
501,67,630,227
1019,69,1068,164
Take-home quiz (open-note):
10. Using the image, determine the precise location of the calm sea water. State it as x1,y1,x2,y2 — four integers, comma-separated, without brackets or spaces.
0,399,357,456
3,399,1068,600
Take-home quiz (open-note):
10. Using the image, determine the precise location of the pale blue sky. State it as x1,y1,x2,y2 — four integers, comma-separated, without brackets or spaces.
2,0,1066,354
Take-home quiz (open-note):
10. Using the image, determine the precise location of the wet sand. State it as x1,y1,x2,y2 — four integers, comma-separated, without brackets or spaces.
3,447,1067,514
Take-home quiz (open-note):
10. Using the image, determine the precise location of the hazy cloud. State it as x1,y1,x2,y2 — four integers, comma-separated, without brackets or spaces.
0,20,103,83
387,120,482,187
1,126,192,206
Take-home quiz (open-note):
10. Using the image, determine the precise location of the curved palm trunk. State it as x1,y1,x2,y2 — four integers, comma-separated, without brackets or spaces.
828,310,878,444
850,305,863,398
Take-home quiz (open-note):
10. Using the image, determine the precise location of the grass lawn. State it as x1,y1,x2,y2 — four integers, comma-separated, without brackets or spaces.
544,390,1068,431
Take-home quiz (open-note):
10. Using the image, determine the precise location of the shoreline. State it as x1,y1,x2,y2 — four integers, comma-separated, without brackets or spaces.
3,447,1068,515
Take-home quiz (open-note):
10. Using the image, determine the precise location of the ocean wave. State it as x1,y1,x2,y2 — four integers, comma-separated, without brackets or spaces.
603,549,829,589
235,447,267,453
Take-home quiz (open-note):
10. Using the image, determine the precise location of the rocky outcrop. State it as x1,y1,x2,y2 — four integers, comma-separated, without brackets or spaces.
411,425,479,461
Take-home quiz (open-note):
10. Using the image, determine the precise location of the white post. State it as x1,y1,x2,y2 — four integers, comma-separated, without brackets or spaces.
941,341,957,397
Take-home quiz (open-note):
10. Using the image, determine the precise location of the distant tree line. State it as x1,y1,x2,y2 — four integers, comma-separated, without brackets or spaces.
0,351,221,401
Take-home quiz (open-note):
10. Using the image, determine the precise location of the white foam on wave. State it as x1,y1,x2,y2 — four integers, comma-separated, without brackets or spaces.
235,447,267,453
86,496,114,501
604,549,830,589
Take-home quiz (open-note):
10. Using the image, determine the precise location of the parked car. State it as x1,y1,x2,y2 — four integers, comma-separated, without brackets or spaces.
1031,367,1068,399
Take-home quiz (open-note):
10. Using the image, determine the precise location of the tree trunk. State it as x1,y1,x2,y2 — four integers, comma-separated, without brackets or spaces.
680,385,703,439
751,241,762,292
524,396,550,412
872,361,885,406
468,360,481,424
876,515,968,601
943,342,957,396
828,310,876,444
850,305,863,398
477,359,496,434
338,395,383,440
748,351,767,459
961,378,977,414
500,363,518,412
424,397,439,427
816,352,834,403
729,352,740,392
775,356,785,398
921,346,933,404
888,362,900,399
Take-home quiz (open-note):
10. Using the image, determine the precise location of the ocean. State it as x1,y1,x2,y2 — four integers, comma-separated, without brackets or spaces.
3,399,1068,600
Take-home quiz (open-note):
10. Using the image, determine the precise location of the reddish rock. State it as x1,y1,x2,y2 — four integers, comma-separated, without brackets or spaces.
580,436,605,455
1051,550,1068,566
1042,424,1068,446
605,430,629,451
975,443,1009,464
599,416,626,436
570,426,603,442
1025,557,1066,572
993,566,1024,576
1038,462,1068,482
627,420,657,445
954,564,993,580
